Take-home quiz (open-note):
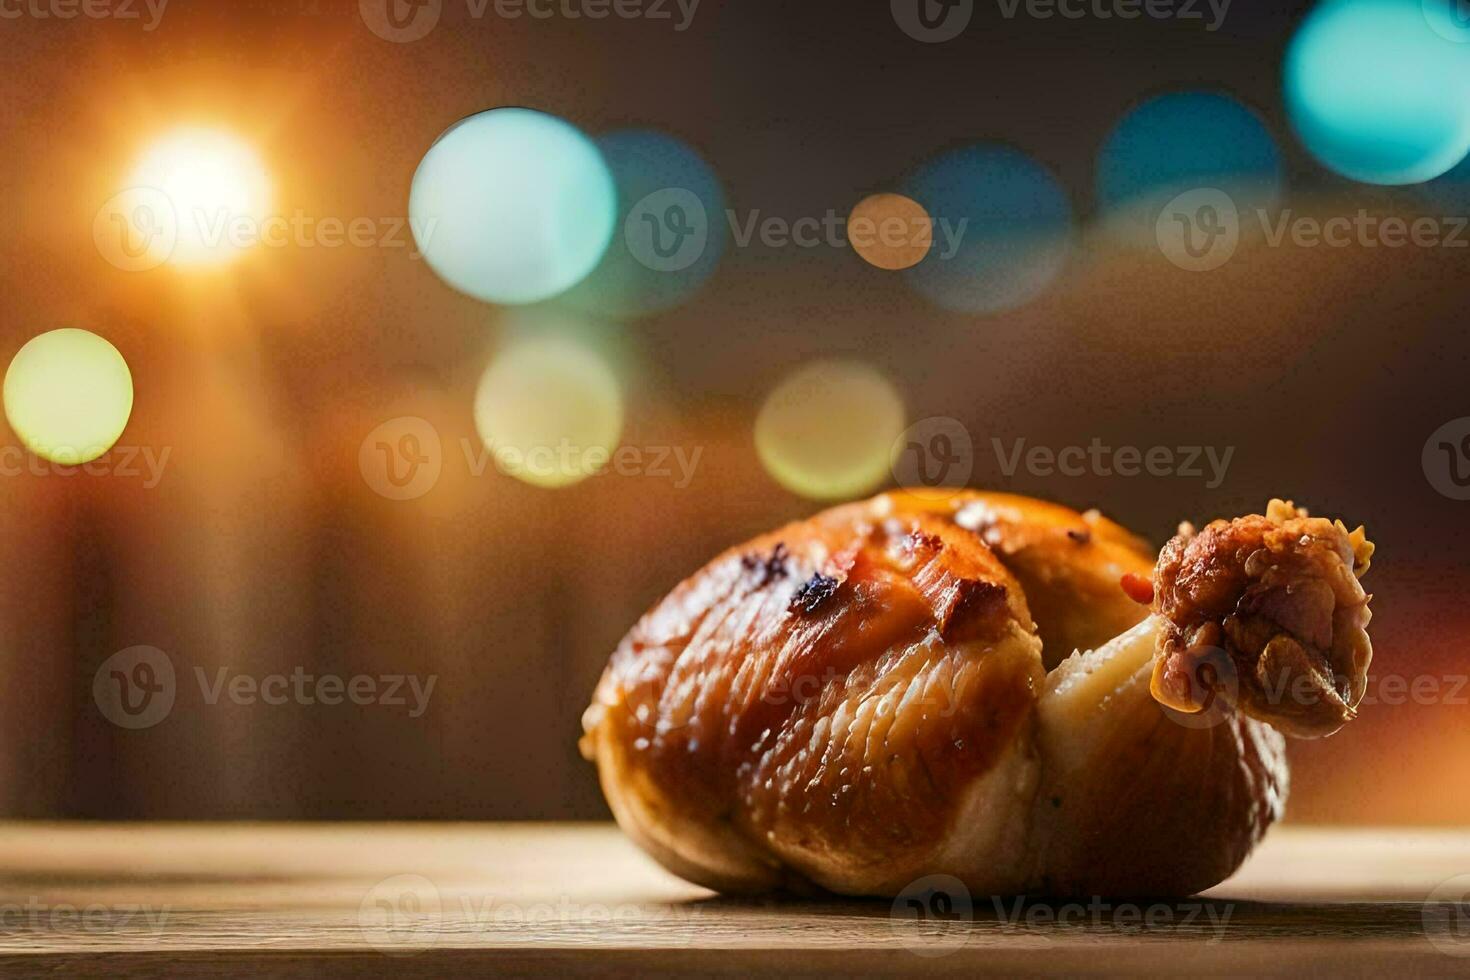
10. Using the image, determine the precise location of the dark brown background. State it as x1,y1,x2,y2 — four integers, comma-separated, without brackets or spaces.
0,0,1465,824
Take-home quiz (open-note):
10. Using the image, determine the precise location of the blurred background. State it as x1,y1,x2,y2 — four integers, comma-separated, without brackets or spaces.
0,0,1466,826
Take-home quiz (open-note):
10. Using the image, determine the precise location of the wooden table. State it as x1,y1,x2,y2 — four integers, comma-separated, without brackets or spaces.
1,824,1467,976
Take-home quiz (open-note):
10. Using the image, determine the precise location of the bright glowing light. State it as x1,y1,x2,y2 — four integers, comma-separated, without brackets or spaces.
1286,0,1470,185
847,193,933,271
473,336,624,489
411,108,617,306
4,329,134,465
125,128,273,267
755,361,906,501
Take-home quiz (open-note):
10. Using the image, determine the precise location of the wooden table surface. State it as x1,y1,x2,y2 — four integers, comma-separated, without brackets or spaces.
0,824,1468,977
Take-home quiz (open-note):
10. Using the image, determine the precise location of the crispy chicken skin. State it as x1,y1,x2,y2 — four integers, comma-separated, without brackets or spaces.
581,492,1374,897
1150,500,1374,738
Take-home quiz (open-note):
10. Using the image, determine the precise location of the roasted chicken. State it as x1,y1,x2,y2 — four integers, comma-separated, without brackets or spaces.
581,492,1374,897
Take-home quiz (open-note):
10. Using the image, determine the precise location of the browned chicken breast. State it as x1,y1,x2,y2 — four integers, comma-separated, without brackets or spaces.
581,492,1374,897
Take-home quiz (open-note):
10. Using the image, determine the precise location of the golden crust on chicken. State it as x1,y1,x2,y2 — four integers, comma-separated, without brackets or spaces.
581,492,1375,897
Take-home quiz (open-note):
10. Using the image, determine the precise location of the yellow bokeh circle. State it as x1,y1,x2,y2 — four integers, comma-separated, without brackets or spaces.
4,329,135,465
473,337,624,489
755,360,906,501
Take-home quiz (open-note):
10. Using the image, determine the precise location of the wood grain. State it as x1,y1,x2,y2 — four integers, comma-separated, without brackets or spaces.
0,824,1467,977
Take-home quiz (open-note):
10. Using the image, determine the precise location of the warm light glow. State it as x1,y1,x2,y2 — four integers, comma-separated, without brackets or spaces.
847,193,932,271
755,361,906,501
474,336,625,489
4,329,134,465
126,128,273,267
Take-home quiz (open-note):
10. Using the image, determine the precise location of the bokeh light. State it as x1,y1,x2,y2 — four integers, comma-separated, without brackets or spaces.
848,193,933,271
125,127,273,268
4,329,134,465
1286,0,1470,185
410,108,617,306
1416,145,1470,213
473,335,624,489
755,361,906,501
555,129,726,318
1097,91,1282,242
900,145,1073,314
